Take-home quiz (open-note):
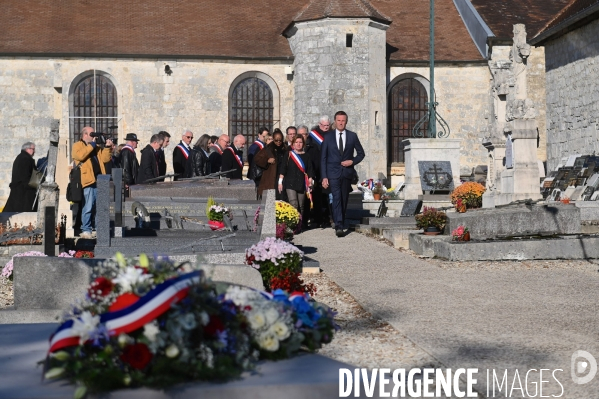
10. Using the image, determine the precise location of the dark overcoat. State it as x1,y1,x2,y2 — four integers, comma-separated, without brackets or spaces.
4,150,37,212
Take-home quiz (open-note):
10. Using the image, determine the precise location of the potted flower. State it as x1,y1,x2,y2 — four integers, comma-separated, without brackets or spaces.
450,182,486,210
275,201,301,240
415,206,447,235
451,225,470,241
372,182,386,201
207,204,230,230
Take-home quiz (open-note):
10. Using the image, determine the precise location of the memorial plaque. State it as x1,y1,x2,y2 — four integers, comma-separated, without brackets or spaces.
401,200,422,217
581,186,595,201
574,156,587,169
565,155,578,167
505,134,514,169
418,161,454,192
376,200,388,218
588,174,599,188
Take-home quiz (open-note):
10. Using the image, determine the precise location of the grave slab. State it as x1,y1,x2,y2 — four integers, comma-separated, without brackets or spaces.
408,233,452,257
0,323,356,399
129,179,257,200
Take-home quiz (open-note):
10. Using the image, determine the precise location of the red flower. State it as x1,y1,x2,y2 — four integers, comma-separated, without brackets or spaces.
204,315,225,336
245,255,255,265
109,293,140,312
88,277,114,297
120,343,152,370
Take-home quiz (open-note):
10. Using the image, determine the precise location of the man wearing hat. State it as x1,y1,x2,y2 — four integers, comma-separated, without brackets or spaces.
121,133,140,188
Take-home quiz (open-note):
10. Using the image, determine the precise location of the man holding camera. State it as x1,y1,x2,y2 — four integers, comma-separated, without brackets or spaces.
72,126,113,239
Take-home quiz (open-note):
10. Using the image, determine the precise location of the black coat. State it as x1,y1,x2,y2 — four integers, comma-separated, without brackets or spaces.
221,146,243,180
4,150,37,212
185,147,210,177
208,145,224,174
280,152,314,193
158,149,167,177
172,142,190,180
120,146,139,185
137,145,159,184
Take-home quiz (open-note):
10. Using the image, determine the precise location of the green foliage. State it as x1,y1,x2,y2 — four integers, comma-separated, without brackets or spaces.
415,207,447,230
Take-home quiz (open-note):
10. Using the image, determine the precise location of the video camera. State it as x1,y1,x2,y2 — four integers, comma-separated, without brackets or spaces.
90,126,118,147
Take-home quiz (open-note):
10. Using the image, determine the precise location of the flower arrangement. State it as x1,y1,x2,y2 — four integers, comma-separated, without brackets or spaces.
74,250,94,258
415,207,447,231
2,250,75,280
207,204,230,222
42,253,336,396
275,201,301,239
357,179,388,200
270,268,316,297
450,182,485,209
451,225,470,241
245,237,303,291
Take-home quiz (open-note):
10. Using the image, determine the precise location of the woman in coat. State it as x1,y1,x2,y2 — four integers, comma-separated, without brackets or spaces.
4,142,37,212
254,131,287,200
278,135,314,219
186,134,211,177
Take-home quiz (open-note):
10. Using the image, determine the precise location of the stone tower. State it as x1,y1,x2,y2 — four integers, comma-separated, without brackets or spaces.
284,0,390,179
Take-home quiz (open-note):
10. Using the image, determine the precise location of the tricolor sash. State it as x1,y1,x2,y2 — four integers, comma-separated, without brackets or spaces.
227,147,243,168
253,140,265,150
48,271,201,353
211,144,223,155
289,151,312,208
122,145,135,153
309,130,324,146
176,143,190,159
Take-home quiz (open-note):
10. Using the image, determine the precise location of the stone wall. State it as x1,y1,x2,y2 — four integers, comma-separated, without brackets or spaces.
0,58,295,203
388,64,490,175
544,18,599,171
527,46,547,163
287,19,388,179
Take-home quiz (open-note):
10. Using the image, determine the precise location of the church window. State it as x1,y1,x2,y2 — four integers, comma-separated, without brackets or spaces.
229,75,276,155
69,71,118,145
388,77,428,164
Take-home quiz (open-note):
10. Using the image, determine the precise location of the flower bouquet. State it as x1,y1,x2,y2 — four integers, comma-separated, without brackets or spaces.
357,179,387,201
42,253,337,396
450,182,485,210
246,237,304,291
451,225,470,241
275,201,301,239
207,204,231,230
415,206,447,233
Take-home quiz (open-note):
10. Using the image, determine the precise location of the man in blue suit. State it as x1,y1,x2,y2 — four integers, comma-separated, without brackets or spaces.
321,111,365,237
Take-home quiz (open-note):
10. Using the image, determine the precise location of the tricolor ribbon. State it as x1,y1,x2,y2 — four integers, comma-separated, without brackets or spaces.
48,271,201,353
122,145,135,153
227,147,243,168
176,143,190,159
289,151,313,208
253,140,265,150
211,144,223,155
309,130,324,146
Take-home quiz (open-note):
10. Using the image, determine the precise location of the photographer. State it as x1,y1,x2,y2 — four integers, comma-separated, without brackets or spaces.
72,126,113,239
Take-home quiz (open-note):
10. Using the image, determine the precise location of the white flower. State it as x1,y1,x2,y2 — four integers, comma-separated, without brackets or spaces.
143,322,160,342
258,331,280,352
118,333,133,348
247,311,266,330
264,307,280,325
166,344,180,358
270,321,290,340
71,311,100,344
113,266,152,292
199,311,210,326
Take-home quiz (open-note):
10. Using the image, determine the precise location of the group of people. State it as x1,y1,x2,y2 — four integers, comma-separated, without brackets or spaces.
4,110,364,239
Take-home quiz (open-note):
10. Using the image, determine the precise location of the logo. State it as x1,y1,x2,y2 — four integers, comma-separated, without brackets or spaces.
571,350,597,385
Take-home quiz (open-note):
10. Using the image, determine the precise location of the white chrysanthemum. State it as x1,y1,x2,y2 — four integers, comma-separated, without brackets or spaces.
248,311,266,330
143,321,160,342
199,311,210,326
71,311,100,344
270,320,290,340
258,331,280,352
113,266,152,292
166,344,180,358
264,306,280,325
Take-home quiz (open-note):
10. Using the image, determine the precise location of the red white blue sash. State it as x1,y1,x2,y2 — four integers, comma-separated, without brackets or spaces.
211,144,223,155
176,143,190,159
48,271,201,353
122,145,135,153
310,130,324,146
289,151,312,207
227,147,243,168
254,140,265,150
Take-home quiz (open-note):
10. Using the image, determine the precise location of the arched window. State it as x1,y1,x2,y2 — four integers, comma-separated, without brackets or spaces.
229,72,278,155
69,71,118,144
388,77,428,164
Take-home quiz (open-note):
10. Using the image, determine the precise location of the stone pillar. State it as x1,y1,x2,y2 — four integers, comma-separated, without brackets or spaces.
286,18,388,179
37,120,60,229
481,140,506,208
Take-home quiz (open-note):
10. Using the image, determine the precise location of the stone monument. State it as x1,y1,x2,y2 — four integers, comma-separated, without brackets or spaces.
36,120,60,229
483,24,541,207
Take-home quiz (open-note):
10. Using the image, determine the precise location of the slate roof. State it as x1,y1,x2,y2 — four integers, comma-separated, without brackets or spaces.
531,0,599,43
0,0,482,62
469,0,572,39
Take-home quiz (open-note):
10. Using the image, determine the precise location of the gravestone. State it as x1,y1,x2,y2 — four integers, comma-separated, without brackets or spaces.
417,161,454,192
95,175,112,247
401,200,423,217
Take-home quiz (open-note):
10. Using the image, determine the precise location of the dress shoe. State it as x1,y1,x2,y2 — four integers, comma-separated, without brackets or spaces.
79,231,93,239
336,228,343,237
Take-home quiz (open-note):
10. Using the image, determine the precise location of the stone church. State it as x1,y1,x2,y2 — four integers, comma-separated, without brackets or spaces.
0,0,594,205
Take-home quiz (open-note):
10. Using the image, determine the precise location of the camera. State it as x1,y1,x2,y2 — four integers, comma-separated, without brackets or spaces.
90,132,117,147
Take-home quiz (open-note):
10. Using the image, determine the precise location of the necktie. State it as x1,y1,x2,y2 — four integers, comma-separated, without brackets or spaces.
339,132,344,155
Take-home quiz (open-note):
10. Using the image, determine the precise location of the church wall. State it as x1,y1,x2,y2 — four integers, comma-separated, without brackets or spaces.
0,58,294,204
388,64,491,175
544,18,599,171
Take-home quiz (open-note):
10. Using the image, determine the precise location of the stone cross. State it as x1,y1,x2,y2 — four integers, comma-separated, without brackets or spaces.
37,119,60,230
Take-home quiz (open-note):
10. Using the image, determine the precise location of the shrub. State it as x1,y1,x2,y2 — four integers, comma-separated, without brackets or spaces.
450,182,485,209
415,207,447,230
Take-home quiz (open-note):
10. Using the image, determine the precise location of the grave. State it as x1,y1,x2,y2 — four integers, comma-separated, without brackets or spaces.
400,200,423,217
129,178,257,200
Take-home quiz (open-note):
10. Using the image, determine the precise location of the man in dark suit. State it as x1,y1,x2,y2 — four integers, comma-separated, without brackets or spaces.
321,111,365,237
221,134,246,179
172,130,192,180
137,134,163,184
